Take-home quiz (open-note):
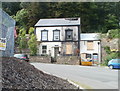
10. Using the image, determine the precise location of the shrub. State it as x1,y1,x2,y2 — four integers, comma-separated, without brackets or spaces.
103,52,119,66
107,29,120,39
28,27,37,56
28,34,37,56
103,46,111,54
17,28,28,53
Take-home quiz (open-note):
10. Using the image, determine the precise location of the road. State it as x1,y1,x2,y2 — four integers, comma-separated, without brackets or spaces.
31,63,118,89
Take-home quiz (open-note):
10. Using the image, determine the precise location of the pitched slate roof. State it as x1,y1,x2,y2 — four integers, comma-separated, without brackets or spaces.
35,18,80,27
81,33,100,40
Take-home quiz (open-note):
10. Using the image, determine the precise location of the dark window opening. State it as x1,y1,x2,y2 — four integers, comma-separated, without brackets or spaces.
65,29,73,41
86,54,91,59
42,45,47,55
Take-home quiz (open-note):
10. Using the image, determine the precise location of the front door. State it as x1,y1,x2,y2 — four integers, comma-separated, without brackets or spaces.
54,47,59,61
93,53,98,64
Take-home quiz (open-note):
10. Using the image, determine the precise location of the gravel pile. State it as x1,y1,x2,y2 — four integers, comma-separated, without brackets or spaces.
2,57,78,90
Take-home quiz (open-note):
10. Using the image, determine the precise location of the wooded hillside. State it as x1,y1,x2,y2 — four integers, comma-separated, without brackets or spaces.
2,2,120,33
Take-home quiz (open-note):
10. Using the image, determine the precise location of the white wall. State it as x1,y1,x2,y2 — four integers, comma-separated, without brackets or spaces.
80,41,100,54
35,26,78,41
38,42,61,57
80,40,101,63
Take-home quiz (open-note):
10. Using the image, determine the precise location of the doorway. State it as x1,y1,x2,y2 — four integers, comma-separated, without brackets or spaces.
54,47,59,61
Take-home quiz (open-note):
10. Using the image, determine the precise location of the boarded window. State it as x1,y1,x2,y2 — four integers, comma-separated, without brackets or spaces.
66,44,72,54
87,41,93,50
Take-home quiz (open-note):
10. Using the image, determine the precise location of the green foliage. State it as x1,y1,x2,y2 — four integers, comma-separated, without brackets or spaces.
28,28,37,56
2,2,21,16
103,52,119,66
19,28,26,36
19,36,27,49
103,46,111,54
28,27,34,35
14,9,29,29
2,2,120,33
107,29,120,39
17,28,28,53
105,14,119,30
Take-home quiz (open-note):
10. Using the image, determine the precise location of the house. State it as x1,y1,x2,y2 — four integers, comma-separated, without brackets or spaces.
80,33,101,64
35,18,80,57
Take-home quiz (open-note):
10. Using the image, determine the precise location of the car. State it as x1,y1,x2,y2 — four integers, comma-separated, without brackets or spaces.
14,54,29,62
108,59,120,69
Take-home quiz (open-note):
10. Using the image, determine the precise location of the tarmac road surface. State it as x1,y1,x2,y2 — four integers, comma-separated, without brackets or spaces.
31,63,119,89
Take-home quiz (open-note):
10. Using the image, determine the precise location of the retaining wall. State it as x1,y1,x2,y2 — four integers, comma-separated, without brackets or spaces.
30,56,80,65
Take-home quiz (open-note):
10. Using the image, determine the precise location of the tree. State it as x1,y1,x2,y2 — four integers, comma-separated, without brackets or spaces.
13,9,29,29
2,2,21,16
28,27,37,56
28,27,34,35
17,28,28,53
105,14,119,30
107,29,120,39
22,2,50,29
2,2,119,33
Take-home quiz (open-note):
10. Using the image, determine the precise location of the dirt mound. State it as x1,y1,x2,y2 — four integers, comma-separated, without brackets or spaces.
2,57,78,90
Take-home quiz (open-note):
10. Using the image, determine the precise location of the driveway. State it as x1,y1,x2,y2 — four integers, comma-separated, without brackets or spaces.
31,63,118,89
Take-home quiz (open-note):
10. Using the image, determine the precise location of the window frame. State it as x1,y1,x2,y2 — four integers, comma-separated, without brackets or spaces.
65,29,73,41
86,54,92,59
41,29,48,41
42,45,47,55
53,29,60,41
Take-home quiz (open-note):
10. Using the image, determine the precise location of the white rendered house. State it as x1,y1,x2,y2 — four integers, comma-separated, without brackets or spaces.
35,18,101,64
80,33,101,64
35,18,81,57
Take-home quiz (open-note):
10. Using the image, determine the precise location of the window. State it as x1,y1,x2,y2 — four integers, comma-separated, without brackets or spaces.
65,29,73,40
53,30,60,41
87,41,93,50
42,45,47,54
66,44,72,55
41,30,48,41
86,54,92,59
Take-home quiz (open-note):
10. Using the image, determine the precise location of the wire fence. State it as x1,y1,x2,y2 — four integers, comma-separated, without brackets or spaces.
0,8,16,57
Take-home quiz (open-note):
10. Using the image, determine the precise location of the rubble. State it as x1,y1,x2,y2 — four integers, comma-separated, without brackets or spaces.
2,57,78,90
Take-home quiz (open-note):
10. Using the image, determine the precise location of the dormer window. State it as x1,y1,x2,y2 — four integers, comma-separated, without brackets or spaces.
53,29,60,41
41,30,48,41
65,29,73,41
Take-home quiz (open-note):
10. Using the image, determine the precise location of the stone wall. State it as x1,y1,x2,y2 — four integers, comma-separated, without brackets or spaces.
101,38,119,62
29,56,80,65
56,56,80,65
29,56,51,63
